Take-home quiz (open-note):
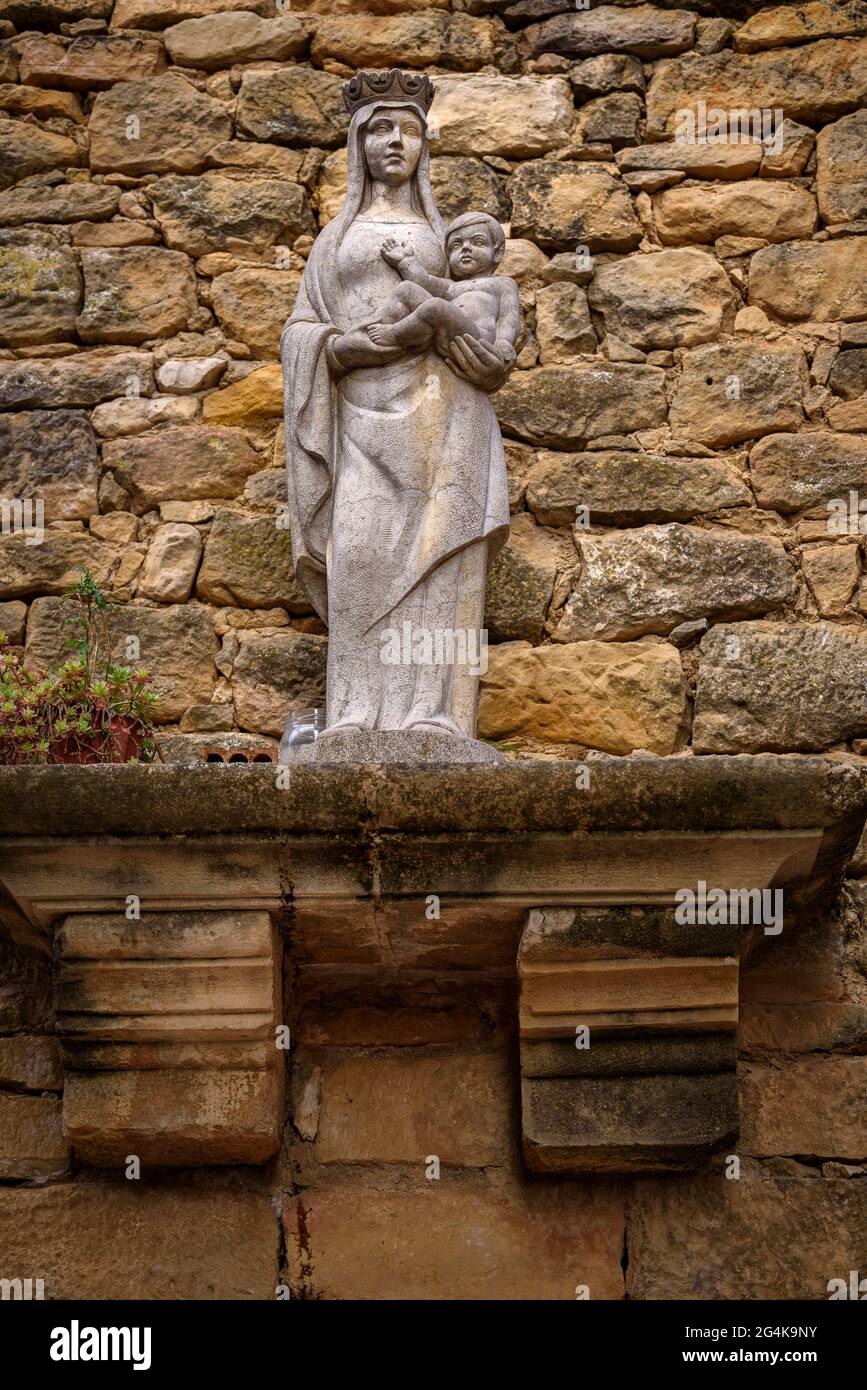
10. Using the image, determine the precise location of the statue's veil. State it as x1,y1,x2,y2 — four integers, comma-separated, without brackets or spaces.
329,100,446,256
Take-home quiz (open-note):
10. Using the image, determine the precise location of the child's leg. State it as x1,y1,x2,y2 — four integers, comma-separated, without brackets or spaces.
387,297,479,350
377,281,430,325
367,282,432,345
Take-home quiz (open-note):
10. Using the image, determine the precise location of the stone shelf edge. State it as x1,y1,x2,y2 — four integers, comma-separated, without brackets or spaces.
0,757,865,1173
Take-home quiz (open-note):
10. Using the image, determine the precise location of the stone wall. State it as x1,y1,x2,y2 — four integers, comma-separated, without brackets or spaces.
1,0,866,760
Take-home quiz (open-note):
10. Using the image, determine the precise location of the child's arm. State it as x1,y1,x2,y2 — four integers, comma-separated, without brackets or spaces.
381,237,456,301
493,277,521,356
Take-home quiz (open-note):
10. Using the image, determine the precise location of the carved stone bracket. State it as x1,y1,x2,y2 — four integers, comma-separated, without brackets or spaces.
55,910,282,1167
519,906,739,1174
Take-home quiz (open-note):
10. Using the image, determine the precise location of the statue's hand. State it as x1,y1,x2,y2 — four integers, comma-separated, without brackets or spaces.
443,334,514,393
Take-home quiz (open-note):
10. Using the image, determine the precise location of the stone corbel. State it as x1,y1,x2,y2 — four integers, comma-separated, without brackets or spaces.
55,910,282,1167
518,906,740,1174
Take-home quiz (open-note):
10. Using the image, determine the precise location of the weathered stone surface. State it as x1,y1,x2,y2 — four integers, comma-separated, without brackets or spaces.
0,0,112,20
761,118,816,177
285,1181,624,1300
570,53,645,103
817,110,867,223
0,1093,68,1179
164,12,307,69
670,343,806,447
478,637,688,754
197,508,308,611
316,1054,511,1166
655,181,817,245
0,349,154,409
693,621,867,753
17,32,166,89
802,543,860,616
617,140,762,180
244,468,285,510
0,532,117,600
0,81,83,123
495,363,667,447
202,363,282,425
315,147,348,227
828,397,867,432
103,425,258,513
26,596,216,720
0,115,80,189
0,229,81,347
484,513,557,643
525,5,696,60
830,349,867,400
647,40,867,134
150,173,314,259
311,12,496,70
429,156,509,225
0,408,98,520
232,631,327,736
91,512,139,544
0,599,26,644
427,74,574,159
523,1070,738,1174
555,525,794,643
750,431,867,513
89,73,232,176
236,67,347,149
0,1034,62,1091
90,393,197,437
111,0,273,28
734,2,867,54
574,92,642,150
741,1057,867,1160
749,238,867,322
137,522,202,604
588,248,736,350
156,356,225,393
526,449,750,527
206,140,308,181
71,220,159,249
510,161,642,251
77,247,197,345
0,181,119,226
534,281,596,363
64,1069,279,1166
211,267,301,358
0,1177,277,1299
627,1162,865,1299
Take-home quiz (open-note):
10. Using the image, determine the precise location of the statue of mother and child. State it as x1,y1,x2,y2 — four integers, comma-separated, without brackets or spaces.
280,68,521,764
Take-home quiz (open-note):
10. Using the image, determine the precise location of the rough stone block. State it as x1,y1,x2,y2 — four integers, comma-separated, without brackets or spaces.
316,1054,512,1166
0,1177,278,1299
285,1181,625,1299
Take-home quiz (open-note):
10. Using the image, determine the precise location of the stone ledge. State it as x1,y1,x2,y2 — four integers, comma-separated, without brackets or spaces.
0,755,865,836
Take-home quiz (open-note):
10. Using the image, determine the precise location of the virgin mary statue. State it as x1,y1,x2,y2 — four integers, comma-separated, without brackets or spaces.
280,68,516,761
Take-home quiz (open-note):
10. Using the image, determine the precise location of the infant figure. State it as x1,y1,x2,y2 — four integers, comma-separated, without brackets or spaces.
367,211,521,363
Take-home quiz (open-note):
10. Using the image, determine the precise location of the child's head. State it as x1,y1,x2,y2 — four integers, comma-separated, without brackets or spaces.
444,212,505,279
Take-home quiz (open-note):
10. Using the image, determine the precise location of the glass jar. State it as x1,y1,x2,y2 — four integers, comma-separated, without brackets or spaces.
279,708,326,764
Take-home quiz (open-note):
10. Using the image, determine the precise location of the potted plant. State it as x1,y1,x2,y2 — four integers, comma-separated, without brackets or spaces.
0,571,159,766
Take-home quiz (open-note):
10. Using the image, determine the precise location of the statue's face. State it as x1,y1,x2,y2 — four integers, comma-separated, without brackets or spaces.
363,105,424,185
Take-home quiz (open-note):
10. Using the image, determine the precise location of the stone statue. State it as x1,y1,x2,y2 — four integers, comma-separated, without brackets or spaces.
280,69,520,764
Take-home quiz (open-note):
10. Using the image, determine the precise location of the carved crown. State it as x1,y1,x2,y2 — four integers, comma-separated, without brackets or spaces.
341,68,435,118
